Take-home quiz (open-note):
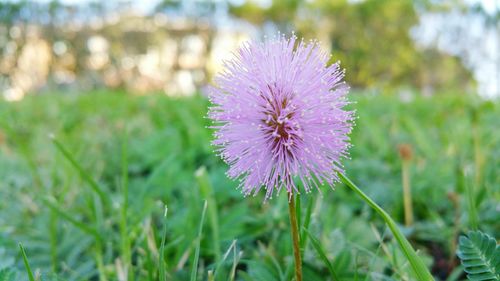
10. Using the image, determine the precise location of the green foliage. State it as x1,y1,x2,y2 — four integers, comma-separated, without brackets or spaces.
230,0,301,26
51,136,110,205
457,231,500,281
304,229,340,281
0,91,498,280
0,268,18,281
196,166,222,262
339,173,435,281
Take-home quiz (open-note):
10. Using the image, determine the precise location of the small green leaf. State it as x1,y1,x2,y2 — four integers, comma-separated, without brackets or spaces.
457,230,500,281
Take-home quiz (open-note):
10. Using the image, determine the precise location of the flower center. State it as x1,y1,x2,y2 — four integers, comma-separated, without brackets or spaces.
260,85,300,156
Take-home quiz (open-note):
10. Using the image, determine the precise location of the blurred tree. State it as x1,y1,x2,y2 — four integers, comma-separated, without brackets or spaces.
229,0,474,93
155,0,217,18
230,0,302,29
0,1,27,25
302,0,421,88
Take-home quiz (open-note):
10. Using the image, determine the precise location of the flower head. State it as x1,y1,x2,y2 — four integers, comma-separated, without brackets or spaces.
208,34,354,200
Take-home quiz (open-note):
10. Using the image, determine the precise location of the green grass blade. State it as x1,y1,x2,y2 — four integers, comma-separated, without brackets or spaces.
195,167,221,262
230,242,242,281
207,271,214,281
465,177,478,230
303,229,340,281
338,173,435,281
190,200,208,281
299,197,314,254
213,240,238,280
42,197,101,240
119,133,132,280
49,210,58,273
18,243,35,281
51,135,109,204
296,195,301,231
159,205,168,281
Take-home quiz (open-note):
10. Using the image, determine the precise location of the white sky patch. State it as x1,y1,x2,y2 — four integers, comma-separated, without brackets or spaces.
465,0,498,15
412,8,499,98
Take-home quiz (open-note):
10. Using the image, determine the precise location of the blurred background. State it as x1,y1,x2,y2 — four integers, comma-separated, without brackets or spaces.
0,0,498,100
0,1,499,281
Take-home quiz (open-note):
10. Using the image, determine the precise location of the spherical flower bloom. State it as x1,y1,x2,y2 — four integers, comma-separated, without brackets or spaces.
208,35,354,200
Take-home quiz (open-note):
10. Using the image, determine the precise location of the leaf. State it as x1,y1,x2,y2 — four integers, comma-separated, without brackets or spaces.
0,268,17,281
212,239,239,280
42,197,101,240
456,230,500,281
299,196,314,255
338,173,435,281
303,229,340,281
19,243,35,281
51,136,109,204
242,260,281,281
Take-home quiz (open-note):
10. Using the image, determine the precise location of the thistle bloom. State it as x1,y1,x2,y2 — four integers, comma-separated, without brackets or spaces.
208,35,354,200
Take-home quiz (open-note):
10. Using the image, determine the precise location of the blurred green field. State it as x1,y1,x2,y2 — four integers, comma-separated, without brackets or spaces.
0,92,498,281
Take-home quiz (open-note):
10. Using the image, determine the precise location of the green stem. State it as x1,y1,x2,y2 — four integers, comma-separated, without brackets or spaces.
288,194,302,281
49,209,58,273
338,173,434,281
95,240,107,281
159,205,168,281
402,160,414,226
465,177,478,230
120,134,132,280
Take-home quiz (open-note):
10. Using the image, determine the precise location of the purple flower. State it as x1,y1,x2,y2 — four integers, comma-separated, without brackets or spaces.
208,35,354,200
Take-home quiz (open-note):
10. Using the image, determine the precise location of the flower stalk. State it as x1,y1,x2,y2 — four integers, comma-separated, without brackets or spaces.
398,144,414,226
288,194,302,281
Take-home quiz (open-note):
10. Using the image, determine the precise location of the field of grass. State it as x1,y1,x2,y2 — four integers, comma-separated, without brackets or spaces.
0,91,498,281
